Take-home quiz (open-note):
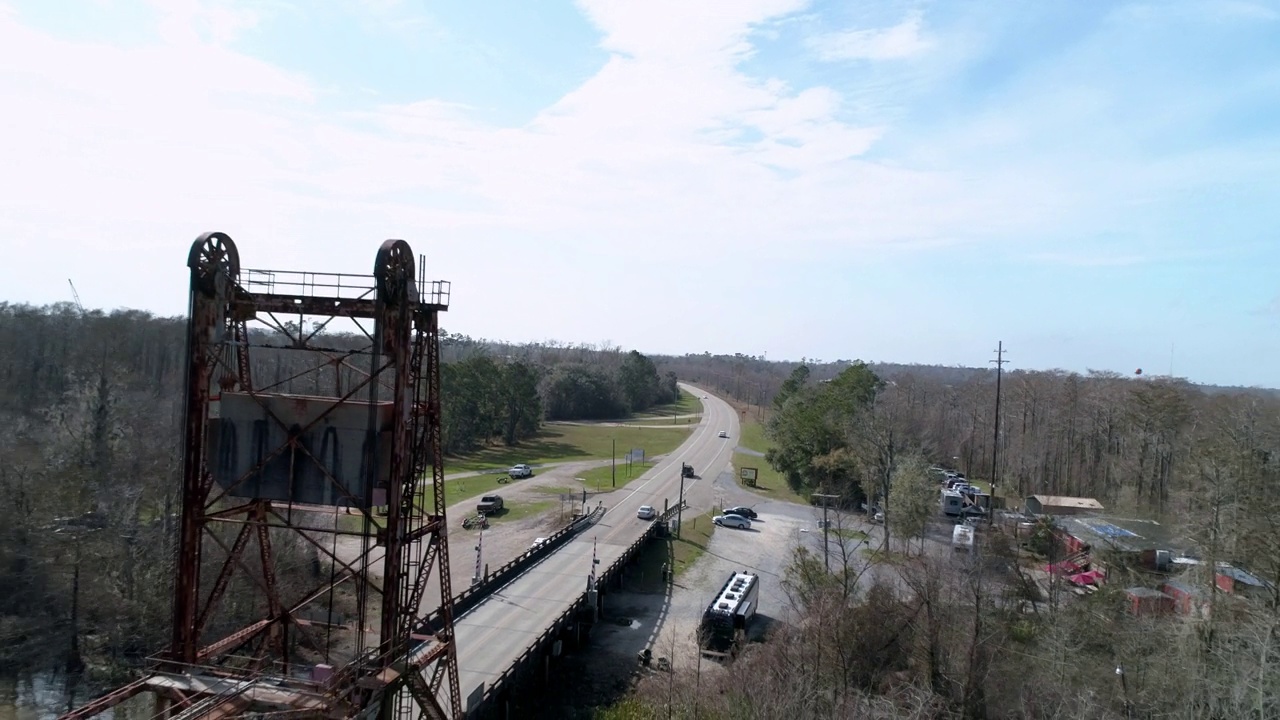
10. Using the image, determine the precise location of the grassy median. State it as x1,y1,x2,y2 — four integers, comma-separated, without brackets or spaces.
447,423,692,473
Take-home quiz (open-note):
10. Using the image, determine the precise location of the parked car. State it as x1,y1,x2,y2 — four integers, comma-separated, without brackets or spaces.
724,506,757,520
713,514,751,529
718,430,728,438
508,464,533,479
872,511,885,524
637,505,657,520
477,495,504,514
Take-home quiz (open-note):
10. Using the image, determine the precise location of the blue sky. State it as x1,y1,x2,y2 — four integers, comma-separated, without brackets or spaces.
0,0,1278,387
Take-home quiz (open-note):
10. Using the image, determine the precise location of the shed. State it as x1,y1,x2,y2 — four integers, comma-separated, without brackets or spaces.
1024,495,1104,517
1124,587,1173,617
1215,565,1273,596
1162,580,1209,618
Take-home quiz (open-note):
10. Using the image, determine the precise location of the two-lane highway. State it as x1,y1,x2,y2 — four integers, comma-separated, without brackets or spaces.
449,386,742,708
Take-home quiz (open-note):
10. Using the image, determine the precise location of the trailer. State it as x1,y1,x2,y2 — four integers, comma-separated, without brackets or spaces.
699,571,760,659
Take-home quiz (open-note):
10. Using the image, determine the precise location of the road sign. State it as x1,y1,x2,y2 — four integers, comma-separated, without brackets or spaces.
626,448,645,463
740,467,758,487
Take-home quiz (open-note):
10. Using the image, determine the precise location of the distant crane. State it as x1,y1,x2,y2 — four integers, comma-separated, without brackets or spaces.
67,279,86,316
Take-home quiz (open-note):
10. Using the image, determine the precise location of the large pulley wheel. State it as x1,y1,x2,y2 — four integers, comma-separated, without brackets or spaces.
187,232,240,296
375,239,416,306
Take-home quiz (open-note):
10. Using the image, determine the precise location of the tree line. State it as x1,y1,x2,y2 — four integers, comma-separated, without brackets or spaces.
440,331,678,454
625,351,1280,718
0,303,676,676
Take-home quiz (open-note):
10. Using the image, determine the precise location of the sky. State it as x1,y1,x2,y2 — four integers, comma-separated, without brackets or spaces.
1,0,1278,387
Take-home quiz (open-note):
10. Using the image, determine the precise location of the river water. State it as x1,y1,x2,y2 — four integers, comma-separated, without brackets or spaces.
0,672,147,720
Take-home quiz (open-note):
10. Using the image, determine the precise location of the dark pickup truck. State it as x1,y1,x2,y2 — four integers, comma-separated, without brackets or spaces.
477,495,504,515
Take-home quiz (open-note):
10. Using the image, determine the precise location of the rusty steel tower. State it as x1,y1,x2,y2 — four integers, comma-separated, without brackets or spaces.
61,232,461,720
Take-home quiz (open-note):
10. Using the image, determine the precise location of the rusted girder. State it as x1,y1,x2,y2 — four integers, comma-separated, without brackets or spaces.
68,233,459,720
55,676,152,720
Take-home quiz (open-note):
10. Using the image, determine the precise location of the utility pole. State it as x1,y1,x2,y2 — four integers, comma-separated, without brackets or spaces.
989,341,1008,526
611,438,616,488
676,466,687,540
812,493,839,572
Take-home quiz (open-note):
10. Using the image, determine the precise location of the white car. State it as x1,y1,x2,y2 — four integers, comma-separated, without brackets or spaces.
718,430,728,438
508,464,533,479
713,513,751,529
637,505,657,520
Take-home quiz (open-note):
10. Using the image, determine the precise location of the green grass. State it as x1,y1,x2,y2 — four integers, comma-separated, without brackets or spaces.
732,452,809,506
446,423,692,473
575,462,653,492
738,420,772,455
626,416,701,426
484,500,554,523
437,473,523,507
672,510,717,575
834,528,869,541
627,510,719,593
635,389,703,418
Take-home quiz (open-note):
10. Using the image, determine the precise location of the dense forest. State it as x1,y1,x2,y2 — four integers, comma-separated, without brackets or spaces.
7,303,1279,718
625,352,1280,719
0,303,676,676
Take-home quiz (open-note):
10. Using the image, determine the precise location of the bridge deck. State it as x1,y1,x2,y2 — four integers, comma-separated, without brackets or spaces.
445,387,736,714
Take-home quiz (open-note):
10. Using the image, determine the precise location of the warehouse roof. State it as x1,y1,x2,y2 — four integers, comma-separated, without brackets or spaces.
1058,515,1185,554
1029,495,1105,511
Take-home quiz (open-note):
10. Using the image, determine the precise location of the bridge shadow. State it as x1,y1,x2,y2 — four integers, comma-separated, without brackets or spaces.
505,534,679,719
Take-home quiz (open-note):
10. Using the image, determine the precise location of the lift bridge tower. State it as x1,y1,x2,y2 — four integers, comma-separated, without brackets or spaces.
62,232,461,720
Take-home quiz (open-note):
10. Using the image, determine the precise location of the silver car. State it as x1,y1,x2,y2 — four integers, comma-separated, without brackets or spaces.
713,513,751,529
637,505,657,520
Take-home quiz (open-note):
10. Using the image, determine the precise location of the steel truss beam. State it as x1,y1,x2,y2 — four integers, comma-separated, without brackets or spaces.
59,233,459,720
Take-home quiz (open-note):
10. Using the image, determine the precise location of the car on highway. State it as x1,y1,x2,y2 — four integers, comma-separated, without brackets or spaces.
723,506,757,520
508,464,533,479
713,513,751,529
637,505,657,520
717,430,728,438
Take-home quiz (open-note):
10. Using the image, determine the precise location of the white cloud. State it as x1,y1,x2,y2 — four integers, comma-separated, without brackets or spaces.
1211,0,1280,21
1024,252,1148,268
0,0,1122,357
806,10,932,62
147,0,261,45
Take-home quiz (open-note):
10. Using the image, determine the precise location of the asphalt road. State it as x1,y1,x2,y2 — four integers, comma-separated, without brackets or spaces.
449,385,740,711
